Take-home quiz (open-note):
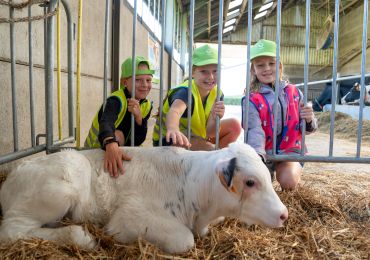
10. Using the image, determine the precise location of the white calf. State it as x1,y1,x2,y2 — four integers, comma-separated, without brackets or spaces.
0,142,288,253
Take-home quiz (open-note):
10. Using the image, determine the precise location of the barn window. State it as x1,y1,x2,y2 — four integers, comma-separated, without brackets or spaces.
172,0,182,64
127,0,163,40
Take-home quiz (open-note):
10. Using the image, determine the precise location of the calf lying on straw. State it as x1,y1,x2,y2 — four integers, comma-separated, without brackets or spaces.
0,142,287,253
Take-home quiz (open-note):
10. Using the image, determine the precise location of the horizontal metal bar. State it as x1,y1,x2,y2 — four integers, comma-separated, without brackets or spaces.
53,136,75,146
267,154,370,164
0,57,111,81
0,136,75,165
0,145,46,165
295,73,370,87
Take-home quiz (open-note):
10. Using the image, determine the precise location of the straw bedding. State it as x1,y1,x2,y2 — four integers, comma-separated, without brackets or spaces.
0,112,369,259
0,176,368,259
0,169,368,259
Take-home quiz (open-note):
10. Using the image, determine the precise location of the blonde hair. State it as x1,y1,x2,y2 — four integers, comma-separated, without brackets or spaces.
248,60,286,93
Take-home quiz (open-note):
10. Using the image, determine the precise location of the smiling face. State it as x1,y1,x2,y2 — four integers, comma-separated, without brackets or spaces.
252,56,281,85
192,64,218,98
122,63,153,100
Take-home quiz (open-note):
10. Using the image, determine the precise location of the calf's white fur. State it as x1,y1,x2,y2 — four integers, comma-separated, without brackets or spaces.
0,142,288,253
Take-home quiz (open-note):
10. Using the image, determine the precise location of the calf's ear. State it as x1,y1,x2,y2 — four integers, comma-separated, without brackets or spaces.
217,157,237,191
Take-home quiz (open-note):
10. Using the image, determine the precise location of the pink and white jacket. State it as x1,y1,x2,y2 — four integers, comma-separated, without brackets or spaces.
241,81,317,158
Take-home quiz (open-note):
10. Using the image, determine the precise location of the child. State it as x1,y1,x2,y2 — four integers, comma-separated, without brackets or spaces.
242,39,317,190
85,56,155,177
153,44,241,150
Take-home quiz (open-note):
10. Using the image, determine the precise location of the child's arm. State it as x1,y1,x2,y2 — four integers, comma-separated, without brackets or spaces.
165,99,191,147
206,101,225,138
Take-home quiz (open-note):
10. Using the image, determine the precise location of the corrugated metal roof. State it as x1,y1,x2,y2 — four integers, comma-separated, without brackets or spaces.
179,0,363,78
180,0,363,43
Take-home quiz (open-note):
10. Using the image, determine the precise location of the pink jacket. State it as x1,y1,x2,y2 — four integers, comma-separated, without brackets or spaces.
241,81,317,157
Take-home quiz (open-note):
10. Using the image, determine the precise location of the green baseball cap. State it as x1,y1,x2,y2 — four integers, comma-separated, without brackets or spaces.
121,56,155,78
250,39,276,60
192,44,218,66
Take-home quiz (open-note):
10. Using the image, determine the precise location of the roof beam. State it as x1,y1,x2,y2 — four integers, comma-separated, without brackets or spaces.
223,0,231,21
284,0,297,10
233,0,248,32
208,0,211,38
317,0,360,13
340,0,360,13
317,1,327,11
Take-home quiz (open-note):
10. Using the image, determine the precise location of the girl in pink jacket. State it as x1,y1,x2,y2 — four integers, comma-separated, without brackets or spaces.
242,39,317,190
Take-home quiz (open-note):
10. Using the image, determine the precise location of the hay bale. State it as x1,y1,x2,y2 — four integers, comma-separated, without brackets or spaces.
316,111,370,144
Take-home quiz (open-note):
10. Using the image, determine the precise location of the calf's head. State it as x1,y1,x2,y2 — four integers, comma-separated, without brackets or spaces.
217,142,288,228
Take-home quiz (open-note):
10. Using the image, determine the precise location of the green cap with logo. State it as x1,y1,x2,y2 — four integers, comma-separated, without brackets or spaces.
192,44,218,66
121,56,155,78
250,39,276,60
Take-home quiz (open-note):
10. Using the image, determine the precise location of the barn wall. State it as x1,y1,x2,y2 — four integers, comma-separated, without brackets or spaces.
0,0,182,159
339,3,370,76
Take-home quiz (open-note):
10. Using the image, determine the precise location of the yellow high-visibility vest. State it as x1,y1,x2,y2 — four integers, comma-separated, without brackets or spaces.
85,88,152,148
153,79,220,142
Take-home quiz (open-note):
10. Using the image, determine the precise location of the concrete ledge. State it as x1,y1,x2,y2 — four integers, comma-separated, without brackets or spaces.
323,104,370,120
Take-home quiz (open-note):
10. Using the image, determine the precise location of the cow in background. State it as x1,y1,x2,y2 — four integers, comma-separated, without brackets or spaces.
0,143,288,253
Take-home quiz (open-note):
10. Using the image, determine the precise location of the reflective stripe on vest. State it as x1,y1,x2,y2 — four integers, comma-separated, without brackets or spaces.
84,89,152,148
153,79,220,141
249,84,302,153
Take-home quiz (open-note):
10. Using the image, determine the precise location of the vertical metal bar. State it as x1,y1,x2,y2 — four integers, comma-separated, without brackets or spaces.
156,0,160,24
43,3,48,144
46,0,58,152
329,0,340,157
57,2,62,140
166,0,175,91
76,0,83,147
103,0,110,104
301,0,311,155
180,14,187,69
272,0,282,156
187,0,195,142
112,0,121,89
131,0,138,147
28,5,36,147
9,4,18,151
61,0,75,138
356,0,368,157
158,0,166,146
152,0,155,25
243,0,253,143
215,0,223,149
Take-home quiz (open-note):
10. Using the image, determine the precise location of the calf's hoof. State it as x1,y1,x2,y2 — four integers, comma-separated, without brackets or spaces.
69,225,96,249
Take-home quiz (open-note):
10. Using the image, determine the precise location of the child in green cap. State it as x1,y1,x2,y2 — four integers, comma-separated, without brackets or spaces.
85,56,155,177
241,39,317,190
153,44,241,150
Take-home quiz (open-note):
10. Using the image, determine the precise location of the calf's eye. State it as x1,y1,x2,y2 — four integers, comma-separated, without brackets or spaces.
245,180,255,187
